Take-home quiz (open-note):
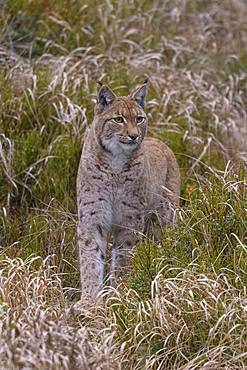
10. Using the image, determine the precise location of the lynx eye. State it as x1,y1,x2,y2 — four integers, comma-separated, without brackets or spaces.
136,116,145,124
113,116,124,124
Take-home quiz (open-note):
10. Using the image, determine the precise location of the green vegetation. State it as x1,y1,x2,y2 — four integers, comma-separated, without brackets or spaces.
0,0,246,369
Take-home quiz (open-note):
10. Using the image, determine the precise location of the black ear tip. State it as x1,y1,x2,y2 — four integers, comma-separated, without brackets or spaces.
97,80,103,87
97,84,116,109
143,77,149,84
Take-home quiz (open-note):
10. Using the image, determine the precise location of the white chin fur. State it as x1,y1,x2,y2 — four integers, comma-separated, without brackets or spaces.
120,141,139,152
102,138,138,156
101,138,139,171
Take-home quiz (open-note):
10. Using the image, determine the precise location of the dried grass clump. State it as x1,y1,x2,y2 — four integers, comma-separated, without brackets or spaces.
0,46,34,94
0,256,118,369
0,256,246,369
100,265,247,369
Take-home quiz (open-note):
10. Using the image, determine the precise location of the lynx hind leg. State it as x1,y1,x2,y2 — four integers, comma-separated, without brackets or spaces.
111,221,144,286
147,199,177,240
78,225,107,301
110,231,136,286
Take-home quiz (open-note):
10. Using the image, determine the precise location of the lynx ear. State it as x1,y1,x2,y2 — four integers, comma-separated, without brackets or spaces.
131,79,148,108
97,85,116,110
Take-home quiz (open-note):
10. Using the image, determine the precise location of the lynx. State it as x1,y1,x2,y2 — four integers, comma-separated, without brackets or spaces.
77,81,180,301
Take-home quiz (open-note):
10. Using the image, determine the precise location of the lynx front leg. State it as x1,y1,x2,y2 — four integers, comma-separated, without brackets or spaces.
111,218,144,286
78,224,108,301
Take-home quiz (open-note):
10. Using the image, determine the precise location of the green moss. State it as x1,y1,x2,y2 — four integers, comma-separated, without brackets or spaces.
33,134,81,208
224,55,247,76
14,130,42,173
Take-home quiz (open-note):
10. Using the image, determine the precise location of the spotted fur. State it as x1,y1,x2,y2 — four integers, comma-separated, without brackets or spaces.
77,82,180,301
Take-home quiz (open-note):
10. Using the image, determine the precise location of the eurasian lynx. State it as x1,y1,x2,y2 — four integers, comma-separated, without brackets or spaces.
77,81,180,301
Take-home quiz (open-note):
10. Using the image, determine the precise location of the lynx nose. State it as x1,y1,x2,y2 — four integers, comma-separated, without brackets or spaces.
128,134,139,141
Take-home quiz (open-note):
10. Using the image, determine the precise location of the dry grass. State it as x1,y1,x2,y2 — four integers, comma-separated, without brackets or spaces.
0,0,247,368
0,255,246,369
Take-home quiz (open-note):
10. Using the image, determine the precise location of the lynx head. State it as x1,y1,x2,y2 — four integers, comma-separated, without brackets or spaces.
93,81,148,155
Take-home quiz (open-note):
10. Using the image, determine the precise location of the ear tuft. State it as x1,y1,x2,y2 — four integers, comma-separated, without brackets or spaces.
131,82,148,108
97,85,116,110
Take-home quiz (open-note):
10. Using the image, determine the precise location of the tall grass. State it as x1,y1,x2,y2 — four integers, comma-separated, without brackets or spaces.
0,0,246,368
